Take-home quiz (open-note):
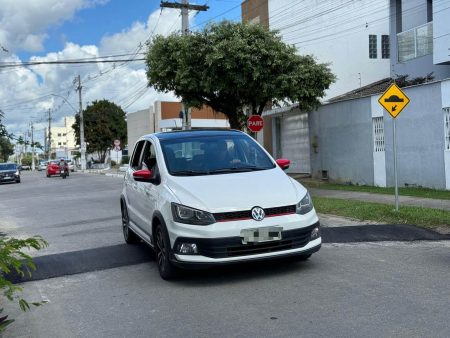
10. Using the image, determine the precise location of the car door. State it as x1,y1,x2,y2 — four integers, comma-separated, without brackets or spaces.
132,140,159,238
125,140,145,226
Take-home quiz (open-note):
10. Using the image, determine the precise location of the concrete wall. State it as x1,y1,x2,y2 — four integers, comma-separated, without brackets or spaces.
390,0,450,80
384,82,446,189
309,97,374,185
433,1,450,65
269,0,390,100
127,107,154,154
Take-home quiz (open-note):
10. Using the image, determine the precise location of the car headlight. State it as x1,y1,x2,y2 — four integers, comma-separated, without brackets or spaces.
296,192,314,215
171,203,215,225
15,170,19,176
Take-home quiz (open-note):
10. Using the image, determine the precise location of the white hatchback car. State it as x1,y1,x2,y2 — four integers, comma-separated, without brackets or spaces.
121,130,321,279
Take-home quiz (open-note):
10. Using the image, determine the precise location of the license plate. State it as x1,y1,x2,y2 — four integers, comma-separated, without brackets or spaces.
241,227,283,244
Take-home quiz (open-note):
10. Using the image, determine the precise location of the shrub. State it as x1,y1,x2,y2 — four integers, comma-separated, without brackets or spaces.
0,236,48,333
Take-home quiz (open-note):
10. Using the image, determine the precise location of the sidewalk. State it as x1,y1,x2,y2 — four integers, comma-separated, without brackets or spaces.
308,188,450,211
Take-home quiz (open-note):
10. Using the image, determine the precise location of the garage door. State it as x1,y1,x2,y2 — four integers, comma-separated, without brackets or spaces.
280,113,311,174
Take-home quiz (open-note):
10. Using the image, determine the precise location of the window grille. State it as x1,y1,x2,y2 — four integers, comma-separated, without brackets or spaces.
369,35,377,59
382,35,390,59
372,117,385,152
444,108,450,150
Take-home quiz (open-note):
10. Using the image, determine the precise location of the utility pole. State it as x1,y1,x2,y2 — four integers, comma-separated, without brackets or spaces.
31,122,35,171
47,108,52,161
76,75,86,171
160,1,208,130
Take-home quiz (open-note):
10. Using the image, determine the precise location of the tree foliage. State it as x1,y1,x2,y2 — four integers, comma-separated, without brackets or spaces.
0,137,14,162
72,100,127,162
146,21,335,129
0,236,48,332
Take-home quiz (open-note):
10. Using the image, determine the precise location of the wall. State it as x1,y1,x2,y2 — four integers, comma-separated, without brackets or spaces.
127,107,154,154
390,0,450,80
309,97,375,185
159,102,227,120
384,81,446,189
269,0,391,100
433,1,450,65
241,0,269,27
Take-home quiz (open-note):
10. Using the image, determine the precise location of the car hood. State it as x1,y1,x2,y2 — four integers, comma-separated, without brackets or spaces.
0,170,17,174
166,168,306,213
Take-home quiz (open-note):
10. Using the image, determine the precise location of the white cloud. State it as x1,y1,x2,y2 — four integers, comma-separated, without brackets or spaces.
0,7,188,144
0,0,107,52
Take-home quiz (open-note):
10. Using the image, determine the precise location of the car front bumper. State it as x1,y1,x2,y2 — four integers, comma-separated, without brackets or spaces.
169,222,321,267
0,175,19,182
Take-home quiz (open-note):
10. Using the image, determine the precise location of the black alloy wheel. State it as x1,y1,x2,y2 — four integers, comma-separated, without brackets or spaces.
122,203,139,244
155,224,177,280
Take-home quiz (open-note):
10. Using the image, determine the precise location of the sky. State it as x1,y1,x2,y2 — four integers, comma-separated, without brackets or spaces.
0,0,242,146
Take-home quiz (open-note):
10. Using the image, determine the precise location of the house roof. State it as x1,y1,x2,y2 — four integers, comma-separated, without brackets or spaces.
327,78,393,103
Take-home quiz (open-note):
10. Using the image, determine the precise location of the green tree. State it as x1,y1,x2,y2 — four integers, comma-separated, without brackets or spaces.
72,100,127,162
146,21,335,129
0,137,14,162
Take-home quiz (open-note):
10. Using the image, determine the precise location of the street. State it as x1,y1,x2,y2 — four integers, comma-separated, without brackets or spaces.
1,171,449,337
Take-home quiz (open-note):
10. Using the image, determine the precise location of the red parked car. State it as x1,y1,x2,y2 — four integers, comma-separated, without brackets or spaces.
46,160,69,177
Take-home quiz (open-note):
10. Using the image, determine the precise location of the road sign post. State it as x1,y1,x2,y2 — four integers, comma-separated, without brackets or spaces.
378,83,410,211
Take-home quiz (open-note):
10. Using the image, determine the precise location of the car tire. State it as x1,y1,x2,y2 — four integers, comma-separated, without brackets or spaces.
16,179,20,183
155,223,177,280
121,203,139,244
46,174,50,178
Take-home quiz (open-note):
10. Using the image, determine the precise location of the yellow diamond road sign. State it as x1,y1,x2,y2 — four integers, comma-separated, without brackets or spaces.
378,83,410,118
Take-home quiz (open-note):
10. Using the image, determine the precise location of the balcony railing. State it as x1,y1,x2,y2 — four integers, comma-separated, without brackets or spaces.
397,22,433,62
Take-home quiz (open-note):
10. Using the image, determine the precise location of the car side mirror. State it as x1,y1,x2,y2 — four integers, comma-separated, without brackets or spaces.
276,159,290,170
133,169,153,182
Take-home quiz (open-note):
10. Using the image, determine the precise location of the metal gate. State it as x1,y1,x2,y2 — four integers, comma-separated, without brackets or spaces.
280,113,311,174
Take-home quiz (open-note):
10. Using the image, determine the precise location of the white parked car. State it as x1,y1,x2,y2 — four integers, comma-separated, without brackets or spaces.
120,130,321,279
38,161,48,171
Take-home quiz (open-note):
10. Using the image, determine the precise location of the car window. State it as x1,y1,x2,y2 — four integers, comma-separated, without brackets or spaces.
130,140,145,170
160,134,275,176
140,141,157,171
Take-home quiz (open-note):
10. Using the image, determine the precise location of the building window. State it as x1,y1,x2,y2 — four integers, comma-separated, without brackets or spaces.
58,133,61,137
444,108,450,150
369,35,377,59
372,117,385,152
58,142,61,146
63,133,66,136
382,35,390,59
63,142,66,146
397,22,433,62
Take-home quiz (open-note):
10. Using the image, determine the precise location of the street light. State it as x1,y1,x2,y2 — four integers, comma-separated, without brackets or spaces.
52,93,86,171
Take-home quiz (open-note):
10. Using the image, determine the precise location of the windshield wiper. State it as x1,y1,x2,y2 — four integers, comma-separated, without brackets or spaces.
171,170,210,176
209,166,266,174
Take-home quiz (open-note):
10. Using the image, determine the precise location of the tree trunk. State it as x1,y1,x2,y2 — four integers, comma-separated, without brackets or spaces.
227,112,242,130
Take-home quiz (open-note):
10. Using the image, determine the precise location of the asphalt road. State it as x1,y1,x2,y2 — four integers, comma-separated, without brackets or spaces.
1,171,449,337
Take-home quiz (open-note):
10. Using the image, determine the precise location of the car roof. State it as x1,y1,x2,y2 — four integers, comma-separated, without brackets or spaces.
151,129,243,141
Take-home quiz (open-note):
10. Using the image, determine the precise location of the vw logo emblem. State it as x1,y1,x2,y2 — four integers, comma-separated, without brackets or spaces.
251,206,265,221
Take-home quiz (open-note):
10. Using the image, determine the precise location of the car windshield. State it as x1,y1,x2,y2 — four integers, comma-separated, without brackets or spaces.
160,134,275,176
0,164,17,170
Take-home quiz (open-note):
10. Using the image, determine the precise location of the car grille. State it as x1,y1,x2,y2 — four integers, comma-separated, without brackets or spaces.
214,205,296,222
174,224,316,259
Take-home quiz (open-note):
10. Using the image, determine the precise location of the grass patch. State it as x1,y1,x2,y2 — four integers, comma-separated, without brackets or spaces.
300,179,450,200
313,197,450,229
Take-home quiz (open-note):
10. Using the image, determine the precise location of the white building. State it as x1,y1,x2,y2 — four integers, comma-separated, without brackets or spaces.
269,0,391,100
51,116,77,158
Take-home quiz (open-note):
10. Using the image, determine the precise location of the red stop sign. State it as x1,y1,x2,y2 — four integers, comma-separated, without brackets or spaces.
247,115,264,132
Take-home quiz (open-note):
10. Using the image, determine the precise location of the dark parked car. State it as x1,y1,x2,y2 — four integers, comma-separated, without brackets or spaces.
0,163,21,184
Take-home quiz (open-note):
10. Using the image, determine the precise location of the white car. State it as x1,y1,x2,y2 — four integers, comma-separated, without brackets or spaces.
121,130,321,279
38,161,48,171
